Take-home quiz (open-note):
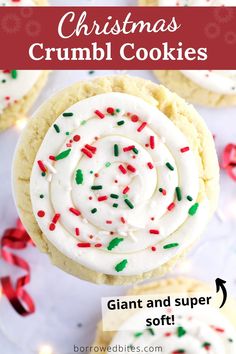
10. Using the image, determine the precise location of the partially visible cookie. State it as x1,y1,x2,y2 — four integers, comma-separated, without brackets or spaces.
139,0,236,107
154,70,236,108
0,0,48,132
94,277,236,353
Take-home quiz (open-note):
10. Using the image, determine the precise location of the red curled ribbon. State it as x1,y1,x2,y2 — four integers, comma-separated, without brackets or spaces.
221,143,236,181
0,219,35,316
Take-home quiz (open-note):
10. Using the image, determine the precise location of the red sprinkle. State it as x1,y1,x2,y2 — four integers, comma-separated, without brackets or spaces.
95,243,102,248
94,173,99,178
151,246,156,252
127,164,136,173
98,196,108,202
107,107,114,114
77,243,91,248
131,114,139,122
73,135,80,142
120,217,126,224
123,186,130,194
49,223,56,231
52,213,60,224
164,332,172,337
85,144,97,153
150,136,155,149
119,164,127,174
212,326,225,333
37,160,47,173
106,220,112,224
95,110,105,119
81,148,93,158
180,146,190,153
167,202,175,211
49,155,55,161
149,229,160,235
69,207,81,216
75,228,80,236
147,162,154,169
123,145,135,152
37,210,45,218
137,122,147,132
162,189,167,196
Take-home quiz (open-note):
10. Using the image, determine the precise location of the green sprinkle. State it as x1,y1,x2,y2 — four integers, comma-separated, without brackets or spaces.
114,144,119,157
75,169,83,185
53,124,60,133
134,332,143,338
166,162,174,171
147,328,155,336
159,188,163,193
11,70,17,79
91,185,102,190
89,170,93,174
124,199,134,209
55,149,71,161
228,338,234,342
117,120,125,126
110,194,119,199
175,187,182,201
91,208,97,214
163,243,179,249
116,108,121,113
107,237,124,251
115,259,128,272
113,203,119,208
62,112,73,117
81,120,86,125
188,203,199,216
2,79,6,83
41,172,46,177
105,162,111,167
187,195,193,201
132,147,139,154
202,342,211,348
89,70,95,75
177,326,186,337
39,194,44,199
65,131,70,136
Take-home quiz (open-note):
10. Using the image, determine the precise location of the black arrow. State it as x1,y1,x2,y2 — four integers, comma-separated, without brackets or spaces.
215,278,227,309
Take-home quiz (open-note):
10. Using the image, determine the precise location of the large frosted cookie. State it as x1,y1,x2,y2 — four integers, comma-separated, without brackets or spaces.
94,277,236,353
139,0,236,107
0,0,48,132
13,75,219,285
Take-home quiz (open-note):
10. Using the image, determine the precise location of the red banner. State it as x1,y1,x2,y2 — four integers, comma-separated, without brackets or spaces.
0,6,235,69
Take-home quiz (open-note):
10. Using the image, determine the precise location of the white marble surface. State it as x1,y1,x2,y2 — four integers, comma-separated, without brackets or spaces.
0,2,236,354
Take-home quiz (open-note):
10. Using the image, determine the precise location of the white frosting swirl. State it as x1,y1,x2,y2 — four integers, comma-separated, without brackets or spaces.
30,93,209,276
158,0,236,95
0,0,41,114
110,305,236,353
